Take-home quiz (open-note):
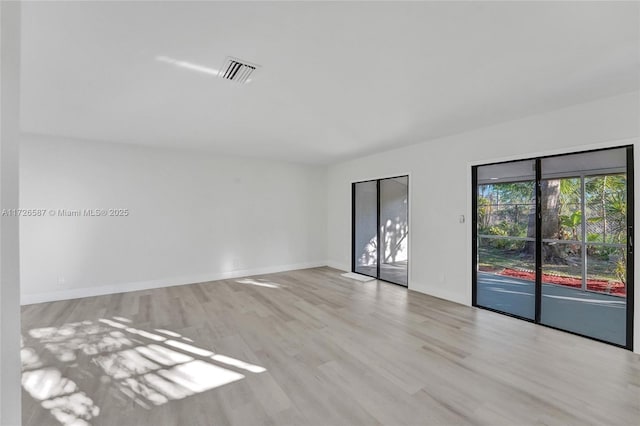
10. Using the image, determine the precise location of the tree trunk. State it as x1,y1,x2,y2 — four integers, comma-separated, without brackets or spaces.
525,205,536,254
525,179,563,261
541,180,561,238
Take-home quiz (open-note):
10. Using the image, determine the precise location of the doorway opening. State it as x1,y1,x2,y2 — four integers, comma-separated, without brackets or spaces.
352,176,409,286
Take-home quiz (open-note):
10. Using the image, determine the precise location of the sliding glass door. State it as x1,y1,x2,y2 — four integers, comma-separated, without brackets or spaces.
353,176,409,286
540,149,629,345
475,160,536,319
379,177,409,284
473,146,634,349
353,180,378,277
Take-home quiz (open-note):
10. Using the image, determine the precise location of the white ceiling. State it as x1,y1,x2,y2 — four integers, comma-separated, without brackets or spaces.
20,1,640,164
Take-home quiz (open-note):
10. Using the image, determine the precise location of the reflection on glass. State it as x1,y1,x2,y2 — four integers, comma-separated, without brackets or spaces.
379,177,408,286
354,181,378,277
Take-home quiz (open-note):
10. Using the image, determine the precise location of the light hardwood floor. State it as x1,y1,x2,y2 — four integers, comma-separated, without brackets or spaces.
21,267,640,426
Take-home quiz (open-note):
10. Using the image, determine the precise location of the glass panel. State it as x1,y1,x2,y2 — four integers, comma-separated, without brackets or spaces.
541,241,583,286
586,245,627,294
551,177,582,241
585,174,627,245
476,159,536,319
541,243,626,345
354,181,377,277
477,182,535,238
540,148,627,346
379,177,408,286
477,237,535,319
478,238,536,273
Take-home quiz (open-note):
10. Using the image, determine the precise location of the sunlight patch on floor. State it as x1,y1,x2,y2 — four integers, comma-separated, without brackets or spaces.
22,359,100,426
23,368,78,400
165,339,214,357
22,316,267,425
212,354,266,373
136,344,193,366
235,278,282,288
159,360,245,393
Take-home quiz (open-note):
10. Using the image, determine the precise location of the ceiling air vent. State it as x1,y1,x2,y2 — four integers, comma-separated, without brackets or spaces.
219,57,259,84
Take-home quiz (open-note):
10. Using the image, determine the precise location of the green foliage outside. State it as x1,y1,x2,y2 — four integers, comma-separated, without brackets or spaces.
477,174,627,285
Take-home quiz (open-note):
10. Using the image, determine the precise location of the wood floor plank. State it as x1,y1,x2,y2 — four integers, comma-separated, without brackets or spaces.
21,267,640,425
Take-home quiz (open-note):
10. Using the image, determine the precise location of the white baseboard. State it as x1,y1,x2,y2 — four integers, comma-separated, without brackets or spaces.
325,262,468,306
408,283,469,306
327,260,349,272
21,261,328,305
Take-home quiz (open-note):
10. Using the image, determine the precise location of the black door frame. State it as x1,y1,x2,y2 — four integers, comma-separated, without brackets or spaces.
352,175,409,287
472,145,634,350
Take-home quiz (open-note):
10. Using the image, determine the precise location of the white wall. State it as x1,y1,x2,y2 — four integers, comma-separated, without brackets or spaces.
327,91,640,352
0,1,22,424
20,134,327,304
